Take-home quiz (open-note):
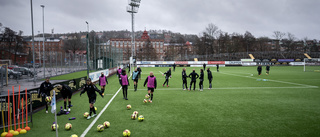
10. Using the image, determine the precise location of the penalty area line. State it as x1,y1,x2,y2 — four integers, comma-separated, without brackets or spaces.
80,86,122,137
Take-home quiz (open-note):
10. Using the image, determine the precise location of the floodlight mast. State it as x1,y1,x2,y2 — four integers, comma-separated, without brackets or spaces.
127,0,141,73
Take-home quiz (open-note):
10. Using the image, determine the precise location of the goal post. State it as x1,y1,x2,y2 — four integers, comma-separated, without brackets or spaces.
304,58,320,72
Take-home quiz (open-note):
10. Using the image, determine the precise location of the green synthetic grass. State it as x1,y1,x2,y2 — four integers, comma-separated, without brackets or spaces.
4,66,320,137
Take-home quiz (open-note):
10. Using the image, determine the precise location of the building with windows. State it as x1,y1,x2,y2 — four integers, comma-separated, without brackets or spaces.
110,30,165,61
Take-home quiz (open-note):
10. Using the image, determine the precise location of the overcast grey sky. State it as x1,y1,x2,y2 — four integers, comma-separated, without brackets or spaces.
0,0,319,40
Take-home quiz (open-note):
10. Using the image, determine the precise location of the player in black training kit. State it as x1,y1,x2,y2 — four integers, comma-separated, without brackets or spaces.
80,78,104,120
266,64,270,75
57,84,73,111
199,69,204,91
163,68,172,87
203,63,206,70
216,64,219,72
38,77,54,113
137,66,142,80
257,64,262,76
182,68,188,90
173,63,176,72
188,69,199,91
207,68,213,89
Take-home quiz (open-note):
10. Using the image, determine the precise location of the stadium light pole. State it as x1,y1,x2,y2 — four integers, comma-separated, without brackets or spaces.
86,21,90,78
127,0,141,73
30,0,36,86
41,4,46,79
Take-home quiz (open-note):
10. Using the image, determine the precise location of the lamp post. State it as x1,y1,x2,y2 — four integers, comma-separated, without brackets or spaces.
85,21,90,78
41,4,45,78
30,0,36,86
38,31,41,67
127,0,141,72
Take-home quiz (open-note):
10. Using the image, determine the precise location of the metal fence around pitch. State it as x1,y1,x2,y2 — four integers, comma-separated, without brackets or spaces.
92,42,124,70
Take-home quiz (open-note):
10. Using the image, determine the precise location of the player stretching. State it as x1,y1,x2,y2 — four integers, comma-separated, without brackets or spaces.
57,84,73,111
182,68,188,90
99,72,108,95
144,71,157,103
80,78,104,120
199,69,204,91
188,69,199,91
38,77,53,113
207,68,213,89
132,68,139,91
163,68,172,87
257,64,262,76
266,64,270,75
120,70,130,100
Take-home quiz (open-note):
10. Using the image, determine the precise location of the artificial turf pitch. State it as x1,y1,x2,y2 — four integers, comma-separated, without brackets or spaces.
6,66,320,137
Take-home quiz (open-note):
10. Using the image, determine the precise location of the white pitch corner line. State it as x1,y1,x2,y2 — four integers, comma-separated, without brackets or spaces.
81,75,131,137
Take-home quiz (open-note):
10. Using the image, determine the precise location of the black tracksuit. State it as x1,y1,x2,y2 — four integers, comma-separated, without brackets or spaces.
182,70,188,89
38,81,53,111
60,84,73,109
173,64,176,72
188,71,199,90
266,66,270,74
163,70,171,86
203,64,206,70
257,66,262,75
207,70,213,88
199,71,204,90
137,67,142,79
216,64,219,72
80,83,103,116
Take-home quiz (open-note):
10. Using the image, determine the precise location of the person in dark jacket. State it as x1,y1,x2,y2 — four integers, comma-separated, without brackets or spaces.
207,68,213,89
80,78,104,120
38,77,54,113
199,69,204,91
137,66,142,80
266,64,270,75
119,70,130,100
99,72,108,95
257,64,262,76
216,64,219,72
203,63,206,70
162,68,172,87
144,71,157,103
188,69,199,91
57,84,73,111
182,68,188,90
173,63,176,72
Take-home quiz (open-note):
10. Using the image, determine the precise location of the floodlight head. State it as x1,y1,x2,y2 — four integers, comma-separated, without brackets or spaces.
85,21,88,24
40,5,45,8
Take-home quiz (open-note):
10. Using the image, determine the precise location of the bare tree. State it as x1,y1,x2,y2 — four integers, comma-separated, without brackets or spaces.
63,33,85,60
273,31,286,40
142,39,157,61
205,23,219,39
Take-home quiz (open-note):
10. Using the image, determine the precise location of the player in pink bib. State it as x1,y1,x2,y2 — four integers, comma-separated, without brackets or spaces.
144,71,157,103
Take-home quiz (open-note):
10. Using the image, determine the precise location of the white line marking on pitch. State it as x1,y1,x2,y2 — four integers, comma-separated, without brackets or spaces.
220,72,318,88
128,86,317,91
159,71,164,75
81,75,131,137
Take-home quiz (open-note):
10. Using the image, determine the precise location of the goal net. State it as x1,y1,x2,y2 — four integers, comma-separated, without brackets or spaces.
304,58,320,72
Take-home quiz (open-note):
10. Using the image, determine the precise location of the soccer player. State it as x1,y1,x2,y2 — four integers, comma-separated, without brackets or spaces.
99,72,108,95
257,64,262,76
188,69,199,91
266,64,270,75
182,68,188,90
117,66,122,78
57,84,73,111
216,64,219,72
162,68,172,87
80,78,104,120
199,69,204,91
119,70,130,100
137,66,142,80
173,63,176,72
38,77,53,113
207,68,213,89
203,63,206,70
144,71,157,103
132,68,139,91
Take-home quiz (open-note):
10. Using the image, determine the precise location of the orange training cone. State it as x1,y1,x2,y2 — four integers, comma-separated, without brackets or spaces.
24,89,30,131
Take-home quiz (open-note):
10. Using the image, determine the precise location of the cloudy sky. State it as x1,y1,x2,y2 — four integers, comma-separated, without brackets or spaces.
0,0,319,40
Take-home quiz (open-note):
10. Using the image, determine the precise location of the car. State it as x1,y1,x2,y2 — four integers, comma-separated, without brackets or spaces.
8,65,19,69
23,63,33,68
35,63,41,68
13,67,37,77
8,69,22,79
